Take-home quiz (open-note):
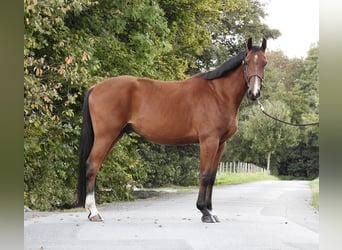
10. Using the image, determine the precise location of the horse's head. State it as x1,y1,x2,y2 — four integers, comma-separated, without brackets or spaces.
243,38,267,101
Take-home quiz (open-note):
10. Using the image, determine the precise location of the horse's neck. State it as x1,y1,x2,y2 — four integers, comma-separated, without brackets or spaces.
212,66,247,109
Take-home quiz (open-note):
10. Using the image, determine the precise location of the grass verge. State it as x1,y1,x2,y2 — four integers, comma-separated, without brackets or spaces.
310,178,319,210
215,172,278,185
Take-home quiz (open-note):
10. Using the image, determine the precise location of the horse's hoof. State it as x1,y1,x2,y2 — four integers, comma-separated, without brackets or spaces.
201,215,219,223
88,213,104,222
212,215,220,222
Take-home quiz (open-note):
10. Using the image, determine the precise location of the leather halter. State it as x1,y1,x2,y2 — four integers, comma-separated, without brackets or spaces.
245,74,264,87
243,61,264,88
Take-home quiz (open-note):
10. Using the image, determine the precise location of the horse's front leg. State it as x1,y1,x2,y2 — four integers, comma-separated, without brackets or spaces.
204,141,227,222
196,137,223,223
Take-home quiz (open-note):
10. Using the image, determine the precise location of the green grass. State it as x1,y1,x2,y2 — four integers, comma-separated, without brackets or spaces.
215,172,278,185
310,178,319,210
276,175,310,180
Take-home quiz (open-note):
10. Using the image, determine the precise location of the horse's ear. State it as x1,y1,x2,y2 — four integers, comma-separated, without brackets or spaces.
247,38,253,51
261,38,267,51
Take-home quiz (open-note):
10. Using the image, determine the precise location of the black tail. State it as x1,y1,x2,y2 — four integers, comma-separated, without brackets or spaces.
77,89,94,207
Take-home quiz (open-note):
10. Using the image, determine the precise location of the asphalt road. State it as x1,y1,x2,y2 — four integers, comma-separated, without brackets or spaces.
24,180,319,250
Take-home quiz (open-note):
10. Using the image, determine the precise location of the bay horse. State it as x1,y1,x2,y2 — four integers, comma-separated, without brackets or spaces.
78,38,267,223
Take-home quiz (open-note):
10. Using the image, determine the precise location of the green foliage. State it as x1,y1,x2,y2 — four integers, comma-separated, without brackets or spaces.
278,131,318,178
277,45,319,178
24,0,98,210
264,50,304,90
239,101,300,173
78,0,174,79
137,141,199,187
194,0,280,73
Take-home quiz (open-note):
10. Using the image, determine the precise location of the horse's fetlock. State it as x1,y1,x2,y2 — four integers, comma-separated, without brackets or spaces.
196,200,206,211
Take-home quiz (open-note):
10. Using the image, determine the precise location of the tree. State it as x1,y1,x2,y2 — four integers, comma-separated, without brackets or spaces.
277,44,319,178
24,0,99,210
239,101,300,172
298,44,319,114
264,50,304,91
158,0,221,72
192,0,280,73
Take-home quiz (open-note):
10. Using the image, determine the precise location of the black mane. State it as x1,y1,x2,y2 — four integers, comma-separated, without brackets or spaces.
198,50,247,80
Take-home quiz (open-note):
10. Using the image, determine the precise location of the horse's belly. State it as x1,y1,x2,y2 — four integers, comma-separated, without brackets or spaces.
130,120,198,145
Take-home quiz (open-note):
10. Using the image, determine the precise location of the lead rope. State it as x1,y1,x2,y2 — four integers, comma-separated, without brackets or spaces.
257,100,319,127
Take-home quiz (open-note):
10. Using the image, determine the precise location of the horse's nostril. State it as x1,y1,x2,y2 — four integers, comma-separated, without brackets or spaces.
247,90,260,101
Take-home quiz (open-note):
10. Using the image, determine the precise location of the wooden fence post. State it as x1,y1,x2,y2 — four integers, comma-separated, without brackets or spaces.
218,162,267,175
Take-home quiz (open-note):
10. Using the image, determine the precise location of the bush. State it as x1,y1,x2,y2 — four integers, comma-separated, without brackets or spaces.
24,117,80,210
138,142,199,187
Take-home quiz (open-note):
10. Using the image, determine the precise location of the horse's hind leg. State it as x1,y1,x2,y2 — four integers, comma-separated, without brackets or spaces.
85,130,124,221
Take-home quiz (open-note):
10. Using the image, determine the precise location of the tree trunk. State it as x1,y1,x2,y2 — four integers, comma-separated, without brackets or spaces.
266,152,271,172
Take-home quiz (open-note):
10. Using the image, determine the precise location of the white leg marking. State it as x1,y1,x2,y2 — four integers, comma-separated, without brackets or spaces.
85,192,103,221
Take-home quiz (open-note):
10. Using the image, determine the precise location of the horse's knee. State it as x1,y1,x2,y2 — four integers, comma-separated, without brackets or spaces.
206,201,212,210
86,166,95,180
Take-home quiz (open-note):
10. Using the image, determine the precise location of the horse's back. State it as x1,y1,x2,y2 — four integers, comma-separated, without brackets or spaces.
129,77,201,144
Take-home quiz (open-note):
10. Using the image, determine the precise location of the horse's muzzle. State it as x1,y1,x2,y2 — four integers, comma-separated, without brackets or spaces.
247,89,261,101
